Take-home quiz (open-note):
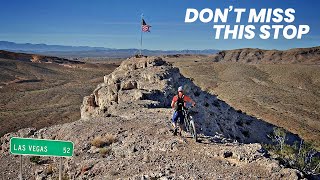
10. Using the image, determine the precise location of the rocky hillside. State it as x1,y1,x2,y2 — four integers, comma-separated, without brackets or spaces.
212,46,320,64
0,57,303,179
0,51,120,137
0,50,84,65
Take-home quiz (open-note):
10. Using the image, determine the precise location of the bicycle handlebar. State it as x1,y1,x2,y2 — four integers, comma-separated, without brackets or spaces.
182,106,195,111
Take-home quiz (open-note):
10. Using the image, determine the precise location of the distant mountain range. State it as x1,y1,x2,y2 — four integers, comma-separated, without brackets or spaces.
0,41,219,58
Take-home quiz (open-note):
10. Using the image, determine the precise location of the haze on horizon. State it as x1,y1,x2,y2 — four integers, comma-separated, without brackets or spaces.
0,0,319,51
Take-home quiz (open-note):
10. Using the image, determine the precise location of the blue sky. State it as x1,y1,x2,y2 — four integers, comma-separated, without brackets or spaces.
0,0,319,50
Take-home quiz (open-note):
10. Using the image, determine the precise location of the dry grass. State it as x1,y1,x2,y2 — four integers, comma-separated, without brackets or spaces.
91,136,105,148
46,164,54,175
91,134,117,148
99,147,112,156
105,134,117,145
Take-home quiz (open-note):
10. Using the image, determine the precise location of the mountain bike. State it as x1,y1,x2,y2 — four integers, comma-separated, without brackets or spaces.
174,107,197,142
182,107,197,142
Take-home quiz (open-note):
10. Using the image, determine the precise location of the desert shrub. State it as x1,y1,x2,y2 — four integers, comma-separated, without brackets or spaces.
105,134,117,145
91,134,117,148
264,128,320,176
99,147,112,156
46,164,54,175
91,136,105,148
29,156,40,164
292,141,320,175
268,127,287,152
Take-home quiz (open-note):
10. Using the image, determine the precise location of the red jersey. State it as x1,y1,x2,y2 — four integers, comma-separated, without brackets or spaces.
172,94,192,103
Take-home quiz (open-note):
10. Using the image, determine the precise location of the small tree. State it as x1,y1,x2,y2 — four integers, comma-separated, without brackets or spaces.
272,127,287,152
312,161,320,175
294,141,319,174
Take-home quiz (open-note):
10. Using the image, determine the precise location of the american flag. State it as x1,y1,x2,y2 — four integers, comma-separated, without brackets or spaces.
142,19,151,32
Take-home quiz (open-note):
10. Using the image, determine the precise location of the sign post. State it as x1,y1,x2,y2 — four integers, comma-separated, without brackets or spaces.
59,157,62,180
19,155,22,180
10,137,74,179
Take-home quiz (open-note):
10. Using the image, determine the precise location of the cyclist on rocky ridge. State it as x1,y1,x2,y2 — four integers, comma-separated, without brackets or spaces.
171,86,196,135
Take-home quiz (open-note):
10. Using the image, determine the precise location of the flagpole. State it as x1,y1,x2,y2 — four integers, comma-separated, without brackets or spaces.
140,14,143,56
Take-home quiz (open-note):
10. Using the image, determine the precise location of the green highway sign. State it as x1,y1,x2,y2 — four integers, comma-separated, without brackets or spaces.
10,137,74,157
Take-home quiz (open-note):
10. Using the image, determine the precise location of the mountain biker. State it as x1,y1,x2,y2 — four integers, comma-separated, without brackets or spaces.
171,86,196,135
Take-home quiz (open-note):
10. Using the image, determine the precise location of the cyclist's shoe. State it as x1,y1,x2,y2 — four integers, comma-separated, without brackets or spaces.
173,128,178,136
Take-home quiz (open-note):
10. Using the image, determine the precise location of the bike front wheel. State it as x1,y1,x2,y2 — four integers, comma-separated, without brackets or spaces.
189,120,197,142
184,117,190,132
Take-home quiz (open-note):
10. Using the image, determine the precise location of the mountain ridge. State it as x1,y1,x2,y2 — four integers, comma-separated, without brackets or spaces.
212,46,320,64
0,50,84,64
0,41,219,58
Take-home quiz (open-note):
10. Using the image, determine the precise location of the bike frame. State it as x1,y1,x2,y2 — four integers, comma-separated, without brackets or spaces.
182,107,192,132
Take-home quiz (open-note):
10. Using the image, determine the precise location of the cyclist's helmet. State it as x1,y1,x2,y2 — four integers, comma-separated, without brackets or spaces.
178,86,183,92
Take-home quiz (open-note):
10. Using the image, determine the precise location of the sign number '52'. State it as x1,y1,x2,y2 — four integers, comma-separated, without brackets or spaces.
63,147,71,154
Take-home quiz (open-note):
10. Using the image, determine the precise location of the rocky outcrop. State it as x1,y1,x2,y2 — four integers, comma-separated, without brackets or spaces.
81,57,179,120
212,46,320,64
